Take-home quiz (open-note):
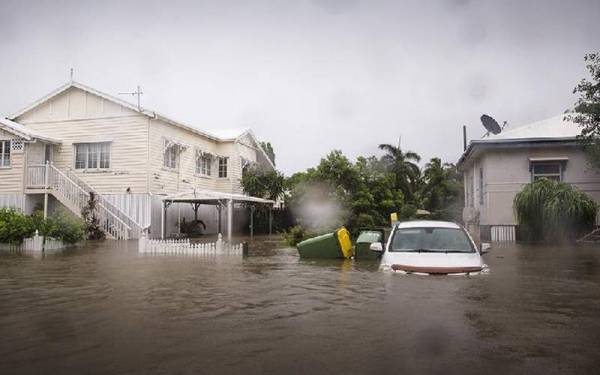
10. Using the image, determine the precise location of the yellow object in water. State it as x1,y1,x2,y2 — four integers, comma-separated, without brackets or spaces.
336,227,353,258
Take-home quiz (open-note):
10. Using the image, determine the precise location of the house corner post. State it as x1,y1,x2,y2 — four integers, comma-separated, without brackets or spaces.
227,199,233,244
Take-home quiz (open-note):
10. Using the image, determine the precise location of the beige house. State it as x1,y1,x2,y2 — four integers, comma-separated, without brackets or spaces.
458,114,600,241
0,81,275,239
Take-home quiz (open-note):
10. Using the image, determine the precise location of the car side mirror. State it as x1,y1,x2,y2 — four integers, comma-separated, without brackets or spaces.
370,242,383,252
480,242,491,254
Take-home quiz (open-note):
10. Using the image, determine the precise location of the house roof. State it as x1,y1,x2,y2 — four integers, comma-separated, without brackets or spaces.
458,114,582,168
483,114,580,140
7,80,276,169
207,127,250,141
0,117,61,144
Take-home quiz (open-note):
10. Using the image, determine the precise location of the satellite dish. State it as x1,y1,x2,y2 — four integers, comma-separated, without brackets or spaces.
480,114,502,135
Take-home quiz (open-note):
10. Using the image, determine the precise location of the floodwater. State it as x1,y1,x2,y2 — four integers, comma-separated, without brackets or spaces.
1,238,600,375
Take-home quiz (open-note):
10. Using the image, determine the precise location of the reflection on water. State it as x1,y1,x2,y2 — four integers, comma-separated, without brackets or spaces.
1,238,600,374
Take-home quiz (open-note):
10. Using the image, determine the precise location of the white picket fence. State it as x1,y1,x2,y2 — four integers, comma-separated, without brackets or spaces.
491,225,516,242
0,231,71,252
138,233,245,256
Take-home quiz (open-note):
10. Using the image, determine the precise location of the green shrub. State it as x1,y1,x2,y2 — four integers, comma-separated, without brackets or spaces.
514,178,598,242
40,212,85,244
282,225,328,246
283,225,308,246
0,208,35,244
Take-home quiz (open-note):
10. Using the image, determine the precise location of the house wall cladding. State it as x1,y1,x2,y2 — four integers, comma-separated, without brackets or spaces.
0,129,25,194
15,87,150,194
470,146,600,226
104,193,152,228
147,119,249,196
148,118,220,195
0,194,25,211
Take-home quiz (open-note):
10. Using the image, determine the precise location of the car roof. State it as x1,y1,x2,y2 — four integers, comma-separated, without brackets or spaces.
396,220,461,229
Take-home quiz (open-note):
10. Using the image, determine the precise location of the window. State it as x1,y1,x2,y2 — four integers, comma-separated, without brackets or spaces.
478,167,484,205
218,157,228,178
531,162,562,181
74,142,110,170
390,227,475,253
164,141,179,169
196,153,212,176
0,140,10,167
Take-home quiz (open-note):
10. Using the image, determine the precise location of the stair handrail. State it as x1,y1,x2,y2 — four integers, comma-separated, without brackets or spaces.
63,167,144,237
48,164,131,239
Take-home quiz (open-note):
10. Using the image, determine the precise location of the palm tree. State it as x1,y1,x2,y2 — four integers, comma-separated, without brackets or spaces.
378,143,421,201
422,158,451,212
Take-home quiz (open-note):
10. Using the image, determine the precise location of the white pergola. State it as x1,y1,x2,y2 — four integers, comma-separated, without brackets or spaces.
160,189,275,242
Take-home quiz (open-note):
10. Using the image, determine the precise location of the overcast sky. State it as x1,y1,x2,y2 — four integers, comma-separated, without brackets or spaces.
0,0,598,174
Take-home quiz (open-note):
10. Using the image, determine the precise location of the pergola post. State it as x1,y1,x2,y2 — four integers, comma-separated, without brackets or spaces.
216,203,222,234
249,205,255,239
161,200,171,239
227,199,233,243
161,200,166,239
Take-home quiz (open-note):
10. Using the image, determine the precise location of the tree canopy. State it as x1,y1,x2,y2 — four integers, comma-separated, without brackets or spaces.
567,52,600,167
514,178,597,242
241,142,463,235
260,141,276,166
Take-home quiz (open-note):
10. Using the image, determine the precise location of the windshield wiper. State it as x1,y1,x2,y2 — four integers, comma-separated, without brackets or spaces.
414,249,438,253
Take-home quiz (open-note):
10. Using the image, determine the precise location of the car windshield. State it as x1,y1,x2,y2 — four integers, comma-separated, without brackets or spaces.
389,227,475,253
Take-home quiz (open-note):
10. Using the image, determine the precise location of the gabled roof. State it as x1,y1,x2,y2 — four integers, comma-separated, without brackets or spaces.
0,117,61,144
9,80,221,142
458,114,582,168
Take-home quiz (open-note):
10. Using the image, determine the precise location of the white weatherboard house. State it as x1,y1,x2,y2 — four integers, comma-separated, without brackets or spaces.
458,114,600,242
0,81,275,240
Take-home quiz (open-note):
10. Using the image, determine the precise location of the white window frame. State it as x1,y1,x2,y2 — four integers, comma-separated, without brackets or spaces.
163,140,180,170
218,156,228,178
74,142,111,171
530,162,563,182
195,151,212,177
0,140,11,168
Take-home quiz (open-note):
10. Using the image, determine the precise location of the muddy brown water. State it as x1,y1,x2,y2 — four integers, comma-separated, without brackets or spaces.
1,237,600,374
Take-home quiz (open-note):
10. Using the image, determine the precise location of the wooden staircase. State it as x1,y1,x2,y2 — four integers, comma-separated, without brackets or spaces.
27,163,144,240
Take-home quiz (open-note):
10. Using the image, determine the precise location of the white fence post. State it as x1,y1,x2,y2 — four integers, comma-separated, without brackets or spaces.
138,230,148,253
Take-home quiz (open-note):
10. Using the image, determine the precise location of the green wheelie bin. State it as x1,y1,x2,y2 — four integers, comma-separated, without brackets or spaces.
297,227,353,259
354,230,385,259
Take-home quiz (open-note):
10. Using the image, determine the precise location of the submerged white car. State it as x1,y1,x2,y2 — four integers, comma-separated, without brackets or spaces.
371,220,489,275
